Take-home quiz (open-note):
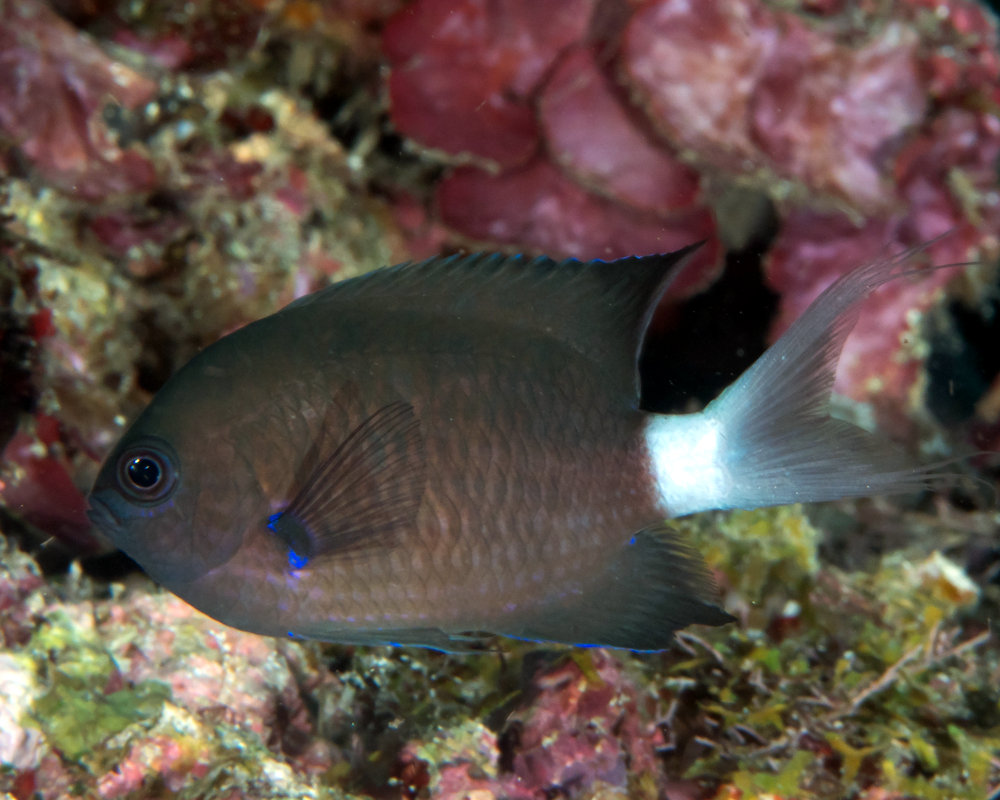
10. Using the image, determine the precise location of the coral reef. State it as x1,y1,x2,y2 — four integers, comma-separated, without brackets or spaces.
0,0,999,798
0,0,409,558
385,0,1000,434
1,499,997,798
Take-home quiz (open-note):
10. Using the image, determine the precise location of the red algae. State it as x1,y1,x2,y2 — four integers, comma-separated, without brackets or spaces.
112,0,267,72
384,0,596,168
0,0,157,199
749,21,925,212
765,212,960,438
0,4,407,553
504,652,661,796
895,109,1000,247
625,0,928,213
0,416,95,553
437,158,721,295
397,650,664,799
540,46,702,215
384,0,723,280
623,0,779,171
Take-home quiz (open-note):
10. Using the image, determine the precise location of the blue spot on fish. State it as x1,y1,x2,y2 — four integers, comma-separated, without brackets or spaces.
267,512,281,532
288,549,309,570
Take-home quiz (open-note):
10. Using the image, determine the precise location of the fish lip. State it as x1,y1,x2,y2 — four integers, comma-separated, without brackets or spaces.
86,494,122,532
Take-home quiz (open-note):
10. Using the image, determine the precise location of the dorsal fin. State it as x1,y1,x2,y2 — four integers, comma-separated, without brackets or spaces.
287,244,702,403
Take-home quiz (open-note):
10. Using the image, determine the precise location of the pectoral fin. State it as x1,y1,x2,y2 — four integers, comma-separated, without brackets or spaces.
268,401,426,566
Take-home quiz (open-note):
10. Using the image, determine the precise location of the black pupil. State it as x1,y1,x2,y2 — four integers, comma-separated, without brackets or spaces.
127,457,161,489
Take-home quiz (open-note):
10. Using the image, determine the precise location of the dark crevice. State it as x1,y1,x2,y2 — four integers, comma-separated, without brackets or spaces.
925,290,1000,426
639,238,779,415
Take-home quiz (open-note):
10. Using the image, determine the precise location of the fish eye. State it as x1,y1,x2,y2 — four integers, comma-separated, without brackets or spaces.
116,444,178,503
127,457,161,488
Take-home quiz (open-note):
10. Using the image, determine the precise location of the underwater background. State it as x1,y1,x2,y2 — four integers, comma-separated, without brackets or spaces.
1,0,999,797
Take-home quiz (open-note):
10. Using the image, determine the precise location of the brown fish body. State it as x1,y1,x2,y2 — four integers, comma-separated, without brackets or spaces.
148,289,660,645
89,247,951,650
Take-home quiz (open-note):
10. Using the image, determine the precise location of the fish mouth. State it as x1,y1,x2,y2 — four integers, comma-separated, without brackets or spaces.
86,494,123,533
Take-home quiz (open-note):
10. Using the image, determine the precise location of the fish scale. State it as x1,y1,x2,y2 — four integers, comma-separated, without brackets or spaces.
409,344,648,628
230,322,640,636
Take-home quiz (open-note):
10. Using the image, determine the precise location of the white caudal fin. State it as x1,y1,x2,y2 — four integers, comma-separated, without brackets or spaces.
647,246,969,517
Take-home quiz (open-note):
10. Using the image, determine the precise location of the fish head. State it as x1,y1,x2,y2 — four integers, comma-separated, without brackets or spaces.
87,376,268,588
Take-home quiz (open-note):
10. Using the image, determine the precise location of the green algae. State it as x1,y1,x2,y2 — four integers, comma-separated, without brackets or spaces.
26,610,169,764
32,673,170,763
656,504,1000,798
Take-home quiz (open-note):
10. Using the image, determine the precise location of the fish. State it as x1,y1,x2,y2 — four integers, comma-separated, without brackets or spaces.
86,243,957,651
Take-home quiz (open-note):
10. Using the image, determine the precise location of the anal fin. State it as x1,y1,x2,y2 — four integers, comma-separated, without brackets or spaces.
290,625,492,653
499,524,733,651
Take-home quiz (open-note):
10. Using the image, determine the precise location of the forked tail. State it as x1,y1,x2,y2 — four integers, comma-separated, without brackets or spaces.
647,247,969,517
